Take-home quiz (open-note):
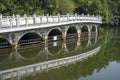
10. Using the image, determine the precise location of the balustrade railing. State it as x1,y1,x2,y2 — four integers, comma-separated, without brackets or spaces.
0,13,102,29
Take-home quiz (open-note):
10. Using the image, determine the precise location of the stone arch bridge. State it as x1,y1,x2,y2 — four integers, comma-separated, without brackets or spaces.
0,13,102,49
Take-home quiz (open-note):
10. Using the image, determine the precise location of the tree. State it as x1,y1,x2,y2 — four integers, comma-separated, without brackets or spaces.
57,0,75,14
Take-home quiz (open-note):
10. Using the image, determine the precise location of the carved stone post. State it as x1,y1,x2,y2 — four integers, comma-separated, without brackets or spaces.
33,14,36,24
10,18,13,28
58,13,60,22
24,14,28,26
75,13,77,20
0,14,2,28
67,13,70,21
16,15,20,27
46,14,49,23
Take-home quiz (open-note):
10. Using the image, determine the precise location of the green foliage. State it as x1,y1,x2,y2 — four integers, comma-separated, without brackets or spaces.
57,0,75,14
0,0,119,25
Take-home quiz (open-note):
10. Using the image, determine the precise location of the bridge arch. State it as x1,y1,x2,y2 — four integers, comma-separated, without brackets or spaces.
80,25,89,48
18,32,43,46
91,25,96,37
66,26,78,39
0,37,11,48
47,28,62,41
81,25,89,37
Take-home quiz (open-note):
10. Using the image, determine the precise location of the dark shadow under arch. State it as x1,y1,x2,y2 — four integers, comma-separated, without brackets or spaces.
0,38,11,48
81,26,89,42
18,32,43,46
66,26,78,39
48,29,62,41
91,26,96,38
81,26,89,36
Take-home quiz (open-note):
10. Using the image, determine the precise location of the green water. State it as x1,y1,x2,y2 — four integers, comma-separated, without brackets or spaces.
0,27,120,80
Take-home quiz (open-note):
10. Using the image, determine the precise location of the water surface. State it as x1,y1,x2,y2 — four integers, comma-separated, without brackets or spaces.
0,27,120,80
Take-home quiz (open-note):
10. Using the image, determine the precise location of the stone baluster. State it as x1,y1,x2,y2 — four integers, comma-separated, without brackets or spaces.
75,13,77,21
53,16,55,23
58,13,60,22
16,15,20,27
12,14,15,18
50,15,52,23
95,16,98,22
7,16,9,19
10,18,12,28
92,15,94,21
33,14,36,24
67,13,70,21
0,14,2,29
94,15,96,22
46,14,49,23
89,15,91,21
87,14,90,21
11,14,15,27
79,15,81,21
79,15,81,20
40,16,42,25
24,14,28,26
82,13,84,21
63,15,65,22
71,15,73,21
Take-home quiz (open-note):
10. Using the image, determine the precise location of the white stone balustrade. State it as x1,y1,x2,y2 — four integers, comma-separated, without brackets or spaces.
0,13,102,29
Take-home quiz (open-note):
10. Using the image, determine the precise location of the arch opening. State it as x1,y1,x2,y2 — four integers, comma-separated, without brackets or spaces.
91,26,96,38
81,26,89,41
0,38,11,48
48,29,62,41
81,26,89,36
18,33,43,46
66,26,78,39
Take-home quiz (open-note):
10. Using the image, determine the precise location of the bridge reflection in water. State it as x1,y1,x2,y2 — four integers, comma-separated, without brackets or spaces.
0,36,101,80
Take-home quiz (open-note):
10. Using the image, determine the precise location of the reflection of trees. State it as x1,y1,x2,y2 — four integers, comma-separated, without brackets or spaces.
99,27,120,62
25,27,120,80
